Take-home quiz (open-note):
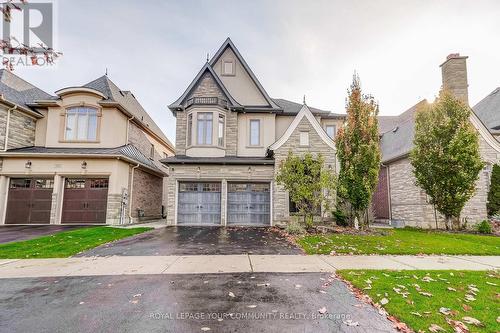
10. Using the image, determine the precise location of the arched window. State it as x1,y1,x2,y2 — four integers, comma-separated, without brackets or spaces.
65,107,98,141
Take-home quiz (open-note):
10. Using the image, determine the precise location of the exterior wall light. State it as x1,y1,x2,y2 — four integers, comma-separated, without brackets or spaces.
81,161,87,169
25,160,32,169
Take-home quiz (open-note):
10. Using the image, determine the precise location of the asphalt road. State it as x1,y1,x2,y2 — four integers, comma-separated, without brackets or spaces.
0,272,395,333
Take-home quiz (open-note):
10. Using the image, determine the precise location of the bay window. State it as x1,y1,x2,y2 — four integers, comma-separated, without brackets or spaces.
65,107,98,141
197,112,213,145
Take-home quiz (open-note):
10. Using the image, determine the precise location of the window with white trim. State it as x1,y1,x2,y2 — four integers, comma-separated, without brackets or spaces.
65,107,98,141
197,112,213,145
299,131,309,146
218,114,225,146
325,125,336,139
249,119,260,146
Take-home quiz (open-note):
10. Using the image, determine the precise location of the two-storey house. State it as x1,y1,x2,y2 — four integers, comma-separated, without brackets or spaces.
0,70,174,225
163,38,343,226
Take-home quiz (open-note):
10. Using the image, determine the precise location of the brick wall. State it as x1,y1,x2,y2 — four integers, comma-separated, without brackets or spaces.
132,168,163,220
273,117,336,222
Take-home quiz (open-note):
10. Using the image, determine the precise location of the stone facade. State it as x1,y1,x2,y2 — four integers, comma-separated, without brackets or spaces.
131,168,163,220
175,110,187,155
0,108,36,150
441,55,469,105
188,72,226,100
388,134,500,228
273,117,337,222
165,164,274,225
106,193,123,225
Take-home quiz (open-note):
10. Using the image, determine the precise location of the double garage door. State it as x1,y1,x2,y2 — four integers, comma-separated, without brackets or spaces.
4,177,108,224
177,182,270,226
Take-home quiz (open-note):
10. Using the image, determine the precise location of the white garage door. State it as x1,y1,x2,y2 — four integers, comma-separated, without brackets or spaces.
177,182,221,225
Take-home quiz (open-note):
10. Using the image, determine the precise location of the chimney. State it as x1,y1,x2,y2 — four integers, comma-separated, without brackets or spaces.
440,53,469,105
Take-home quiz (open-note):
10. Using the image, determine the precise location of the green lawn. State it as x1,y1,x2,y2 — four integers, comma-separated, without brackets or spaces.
0,226,152,259
338,270,499,333
297,228,500,255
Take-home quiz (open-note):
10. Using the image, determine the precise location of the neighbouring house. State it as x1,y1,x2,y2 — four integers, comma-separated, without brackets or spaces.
0,70,174,225
372,54,500,228
162,38,343,226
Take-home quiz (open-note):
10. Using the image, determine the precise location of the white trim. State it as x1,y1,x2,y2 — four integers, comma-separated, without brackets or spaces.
269,104,336,151
469,113,500,153
55,87,106,98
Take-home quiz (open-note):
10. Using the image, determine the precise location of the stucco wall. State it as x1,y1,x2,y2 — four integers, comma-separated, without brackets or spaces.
237,113,275,157
272,117,337,222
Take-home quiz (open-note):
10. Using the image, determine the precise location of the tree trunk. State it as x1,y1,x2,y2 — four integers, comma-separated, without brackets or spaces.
445,216,451,230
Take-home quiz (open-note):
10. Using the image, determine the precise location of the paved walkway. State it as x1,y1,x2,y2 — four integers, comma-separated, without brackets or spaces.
0,255,498,278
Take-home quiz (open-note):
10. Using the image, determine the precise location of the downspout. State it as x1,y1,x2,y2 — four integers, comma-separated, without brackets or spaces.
125,116,135,145
128,163,140,222
3,105,17,151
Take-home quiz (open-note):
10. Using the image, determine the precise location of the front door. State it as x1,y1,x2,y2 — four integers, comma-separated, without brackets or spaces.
5,178,53,224
177,182,221,225
61,178,108,224
227,183,270,226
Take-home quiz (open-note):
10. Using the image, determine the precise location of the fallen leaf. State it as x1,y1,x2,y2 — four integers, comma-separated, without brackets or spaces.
256,283,270,287
129,300,138,304
445,318,469,333
462,316,483,327
429,324,446,332
410,312,422,317
294,284,302,288
318,307,327,314
447,287,457,291
439,307,451,315
343,320,359,326
380,298,389,305
461,304,472,312
79,301,85,305
201,327,211,331
133,294,141,298
486,281,497,286
247,305,257,308
419,292,433,297
228,292,235,298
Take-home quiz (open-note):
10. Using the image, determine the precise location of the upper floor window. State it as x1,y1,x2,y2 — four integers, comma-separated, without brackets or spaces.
65,107,98,141
299,131,309,146
197,112,213,145
218,114,225,146
249,119,260,146
187,113,193,146
325,125,336,139
150,144,155,159
222,59,235,76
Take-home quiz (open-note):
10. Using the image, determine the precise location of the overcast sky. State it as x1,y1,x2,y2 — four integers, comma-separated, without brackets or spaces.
12,0,500,143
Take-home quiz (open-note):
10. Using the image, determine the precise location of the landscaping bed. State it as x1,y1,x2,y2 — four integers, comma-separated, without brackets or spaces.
0,226,152,259
297,228,500,255
338,269,499,333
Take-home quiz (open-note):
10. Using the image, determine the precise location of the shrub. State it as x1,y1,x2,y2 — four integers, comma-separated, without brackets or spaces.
476,220,492,234
285,221,305,235
333,209,348,227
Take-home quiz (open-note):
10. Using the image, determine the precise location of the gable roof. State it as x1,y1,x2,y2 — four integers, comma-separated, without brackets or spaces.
473,87,500,134
0,69,54,115
209,38,281,110
83,75,174,150
268,103,336,152
168,63,241,110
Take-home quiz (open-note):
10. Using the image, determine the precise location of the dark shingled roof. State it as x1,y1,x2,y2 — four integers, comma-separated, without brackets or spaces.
272,98,344,117
83,75,174,149
161,155,275,165
3,144,164,174
473,87,500,134
379,100,427,163
0,69,54,114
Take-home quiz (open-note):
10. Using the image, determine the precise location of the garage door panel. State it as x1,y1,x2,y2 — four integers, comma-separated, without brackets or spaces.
5,178,53,224
177,182,221,225
61,178,108,224
227,183,270,226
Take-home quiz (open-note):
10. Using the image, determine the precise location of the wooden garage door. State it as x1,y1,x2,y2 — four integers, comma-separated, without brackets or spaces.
177,182,221,225
5,178,53,224
61,178,108,224
227,183,270,225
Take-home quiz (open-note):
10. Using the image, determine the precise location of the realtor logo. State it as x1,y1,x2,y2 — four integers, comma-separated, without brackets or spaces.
2,1,53,53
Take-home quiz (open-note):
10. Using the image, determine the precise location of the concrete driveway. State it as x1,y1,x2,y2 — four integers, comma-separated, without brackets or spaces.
79,226,303,256
0,272,396,332
0,225,88,244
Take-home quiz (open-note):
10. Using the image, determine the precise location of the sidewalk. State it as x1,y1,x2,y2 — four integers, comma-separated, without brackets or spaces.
0,255,498,278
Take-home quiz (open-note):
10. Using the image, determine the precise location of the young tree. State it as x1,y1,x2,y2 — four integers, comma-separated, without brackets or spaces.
410,90,484,230
487,164,500,216
276,152,335,227
336,74,381,228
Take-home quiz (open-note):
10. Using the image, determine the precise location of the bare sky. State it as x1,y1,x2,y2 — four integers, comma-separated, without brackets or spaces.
13,0,500,143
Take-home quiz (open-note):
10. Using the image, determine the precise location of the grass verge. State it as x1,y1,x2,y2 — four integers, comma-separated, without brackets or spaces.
338,269,499,333
297,228,500,255
0,226,152,258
